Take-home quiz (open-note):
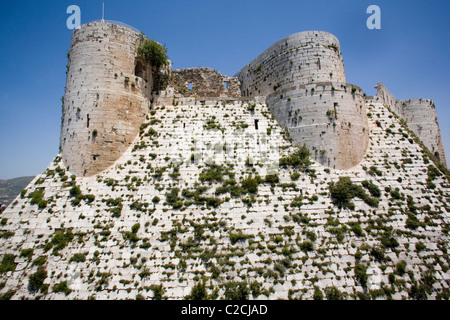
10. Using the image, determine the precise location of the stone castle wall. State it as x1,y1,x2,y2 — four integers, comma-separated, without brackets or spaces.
60,22,152,177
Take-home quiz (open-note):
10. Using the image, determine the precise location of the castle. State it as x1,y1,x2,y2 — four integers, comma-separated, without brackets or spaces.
60,22,446,177
1,21,449,300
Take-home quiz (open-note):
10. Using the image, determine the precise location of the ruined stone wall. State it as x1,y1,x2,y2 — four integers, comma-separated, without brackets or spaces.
171,67,241,98
235,31,346,97
399,99,447,166
267,82,368,169
61,22,152,177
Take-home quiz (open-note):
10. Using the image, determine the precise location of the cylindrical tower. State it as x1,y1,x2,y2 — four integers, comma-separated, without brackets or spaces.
400,99,447,166
236,31,346,97
60,21,153,176
236,31,369,170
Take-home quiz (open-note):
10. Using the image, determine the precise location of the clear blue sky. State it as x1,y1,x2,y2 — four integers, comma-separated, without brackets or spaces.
0,0,449,179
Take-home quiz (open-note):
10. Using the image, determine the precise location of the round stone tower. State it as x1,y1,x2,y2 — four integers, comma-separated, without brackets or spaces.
60,21,153,176
236,31,346,97
236,31,369,170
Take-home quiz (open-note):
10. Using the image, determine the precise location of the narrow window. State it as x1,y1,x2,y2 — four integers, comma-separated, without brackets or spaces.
223,81,228,89
188,83,193,90
333,103,338,120
87,114,90,128
254,119,259,130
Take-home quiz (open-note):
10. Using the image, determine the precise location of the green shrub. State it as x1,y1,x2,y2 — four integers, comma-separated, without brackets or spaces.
53,281,72,295
230,231,252,244
329,177,359,208
20,248,34,260
370,246,386,262
32,256,47,266
0,254,17,273
406,212,424,230
368,166,382,177
264,174,279,184
28,189,46,209
69,253,87,263
313,286,324,300
0,231,14,239
299,241,314,252
131,223,141,234
150,284,165,300
290,172,301,180
103,197,123,218
199,164,233,183
241,175,259,194
166,188,183,209
350,223,364,237
0,290,16,300
279,146,311,169
69,186,82,197
329,177,378,209
137,39,168,69
49,229,74,255
28,267,47,292
354,264,368,288
395,261,407,276
224,282,249,300
415,241,426,252
185,281,207,300
325,286,343,300
380,234,399,248
361,180,381,197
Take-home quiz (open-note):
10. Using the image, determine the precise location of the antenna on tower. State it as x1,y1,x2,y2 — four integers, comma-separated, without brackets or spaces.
101,1,105,22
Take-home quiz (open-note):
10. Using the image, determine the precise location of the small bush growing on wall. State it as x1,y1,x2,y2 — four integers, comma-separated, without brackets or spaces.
137,39,168,69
